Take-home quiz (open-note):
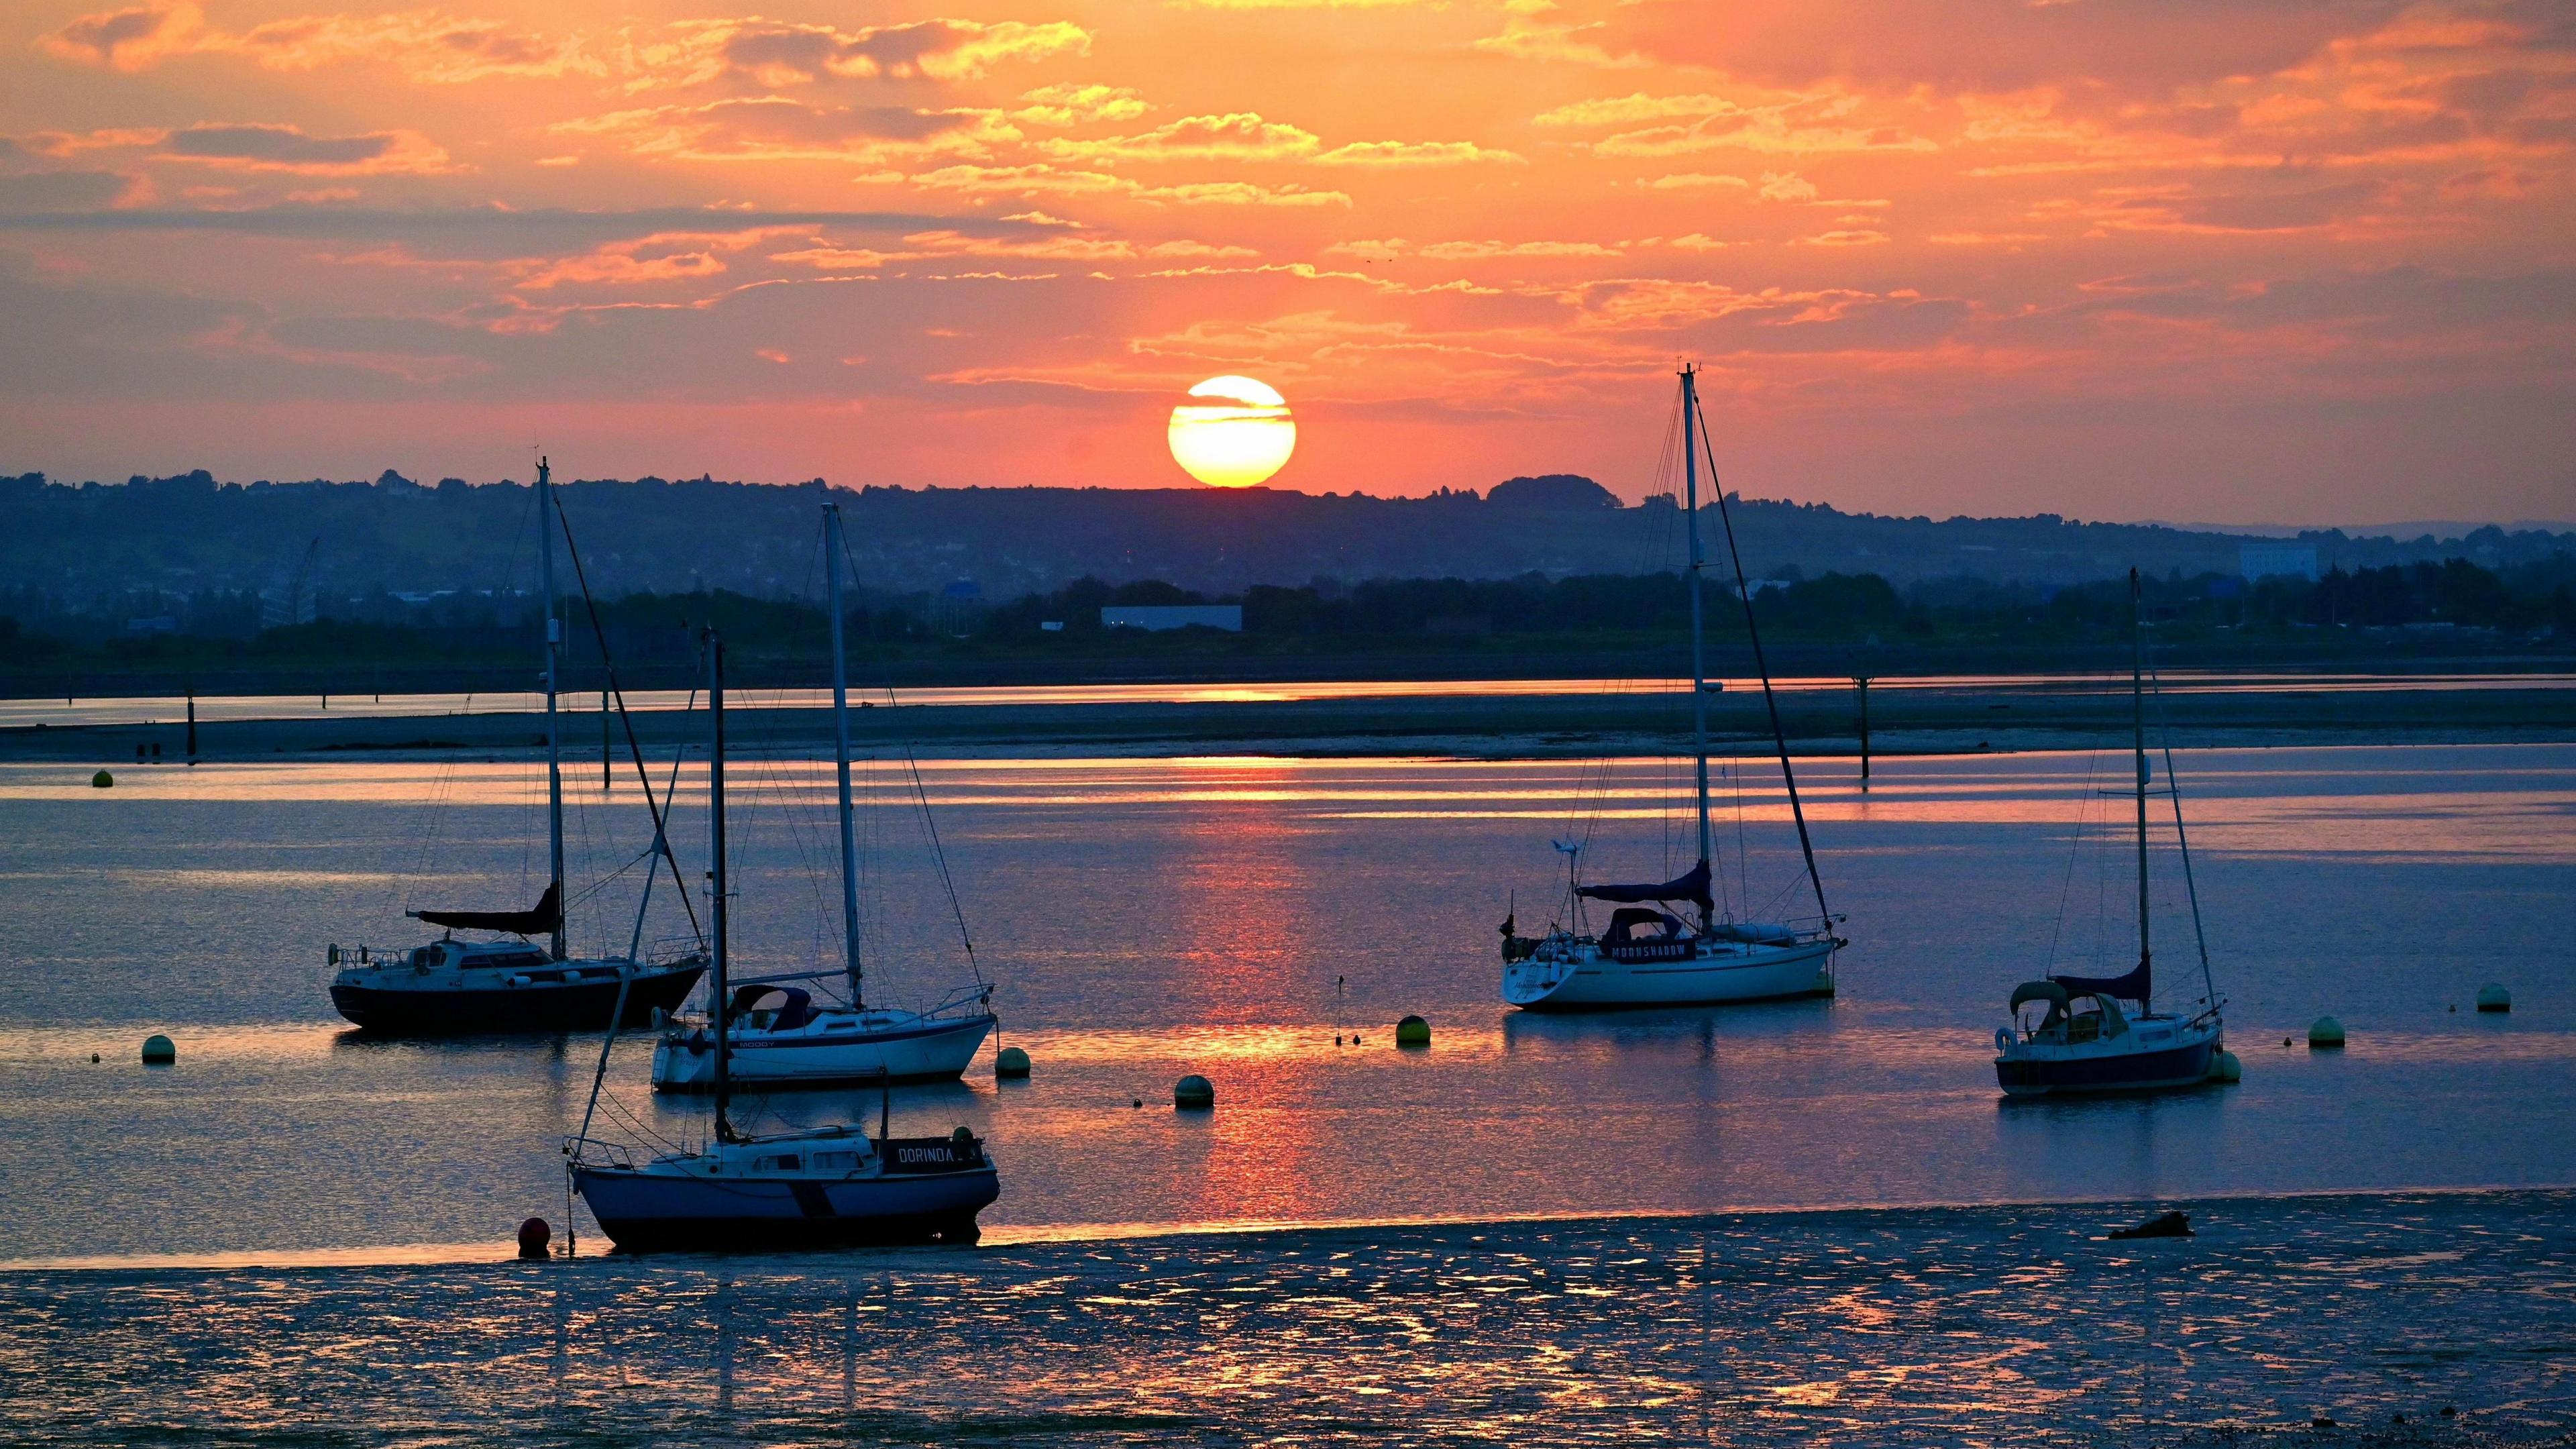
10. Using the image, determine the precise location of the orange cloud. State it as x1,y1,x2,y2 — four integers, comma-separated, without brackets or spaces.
640,17,1090,89
1040,112,1321,162
39,4,594,82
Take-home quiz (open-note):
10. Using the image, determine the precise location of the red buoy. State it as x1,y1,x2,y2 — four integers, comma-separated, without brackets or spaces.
517,1217,551,1259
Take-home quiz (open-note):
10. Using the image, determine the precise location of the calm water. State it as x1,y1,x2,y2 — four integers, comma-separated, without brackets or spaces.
0,744,2569,1264
5,744,2574,1443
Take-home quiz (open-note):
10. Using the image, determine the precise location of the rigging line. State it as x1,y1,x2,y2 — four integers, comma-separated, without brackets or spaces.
904,745,983,980
2043,749,2104,978
731,689,831,971
548,487,702,945
834,521,984,985
1690,386,1832,926
1733,749,1750,920
2143,631,2220,1008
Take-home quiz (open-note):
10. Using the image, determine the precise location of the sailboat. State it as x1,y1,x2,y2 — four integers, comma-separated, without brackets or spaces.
1502,366,1844,1010
329,459,704,1035
1994,569,2228,1096
650,500,998,1091
570,631,1000,1252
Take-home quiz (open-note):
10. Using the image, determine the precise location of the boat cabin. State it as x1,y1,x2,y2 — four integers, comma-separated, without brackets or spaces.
2008,980,2131,1044
731,985,817,1032
1601,907,1695,963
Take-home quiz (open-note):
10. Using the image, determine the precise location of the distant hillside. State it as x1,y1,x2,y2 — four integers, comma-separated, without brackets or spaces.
1,469,2568,611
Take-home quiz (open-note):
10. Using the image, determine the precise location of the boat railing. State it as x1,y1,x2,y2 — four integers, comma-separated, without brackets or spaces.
922,981,998,1020
563,1135,634,1169
645,936,708,967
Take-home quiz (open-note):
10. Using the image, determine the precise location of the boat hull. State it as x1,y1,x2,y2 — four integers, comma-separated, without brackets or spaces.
1994,1028,2221,1097
651,1012,996,1091
330,962,703,1036
1504,938,1835,1010
572,1164,998,1252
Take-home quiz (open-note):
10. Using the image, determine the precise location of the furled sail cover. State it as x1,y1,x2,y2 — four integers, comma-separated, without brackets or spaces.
1576,860,1713,912
411,882,561,935
2052,957,2150,1005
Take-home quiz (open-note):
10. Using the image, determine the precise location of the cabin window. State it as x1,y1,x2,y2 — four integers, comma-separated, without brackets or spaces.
811,1152,856,1170
759,1155,801,1171
486,950,547,969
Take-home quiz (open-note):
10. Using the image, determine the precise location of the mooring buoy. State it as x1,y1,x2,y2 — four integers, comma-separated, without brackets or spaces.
141,1034,175,1065
1395,1015,1431,1048
1175,1074,1215,1110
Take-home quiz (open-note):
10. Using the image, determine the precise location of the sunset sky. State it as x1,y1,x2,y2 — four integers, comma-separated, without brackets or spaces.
3,0,2571,523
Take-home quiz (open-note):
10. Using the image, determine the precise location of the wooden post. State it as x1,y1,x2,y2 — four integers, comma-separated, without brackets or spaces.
1856,676,1870,787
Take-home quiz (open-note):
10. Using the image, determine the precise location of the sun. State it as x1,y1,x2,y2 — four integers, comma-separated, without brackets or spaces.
1167,375,1295,488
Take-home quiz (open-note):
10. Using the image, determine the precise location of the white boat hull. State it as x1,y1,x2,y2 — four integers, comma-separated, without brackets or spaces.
652,1010,995,1091
1504,937,1835,1010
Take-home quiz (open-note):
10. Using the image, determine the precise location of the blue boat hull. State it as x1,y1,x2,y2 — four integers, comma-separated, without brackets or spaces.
1996,1037,2218,1095
573,1163,998,1254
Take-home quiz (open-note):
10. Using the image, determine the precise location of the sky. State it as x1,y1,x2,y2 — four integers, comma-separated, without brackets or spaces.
1,0,2572,524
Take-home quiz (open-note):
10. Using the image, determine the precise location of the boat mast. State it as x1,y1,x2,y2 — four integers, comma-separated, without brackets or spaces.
824,503,865,1008
707,631,733,1143
538,458,566,961
2129,568,2151,1011
1689,380,1833,930
1680,366,1715,897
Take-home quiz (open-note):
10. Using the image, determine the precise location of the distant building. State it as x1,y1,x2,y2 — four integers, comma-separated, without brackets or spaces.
2238,544,2319,582
1102,605,1242,632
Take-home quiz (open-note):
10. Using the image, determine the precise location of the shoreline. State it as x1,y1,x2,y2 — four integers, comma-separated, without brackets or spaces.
6,676,2572,763
7,1181,2569,1276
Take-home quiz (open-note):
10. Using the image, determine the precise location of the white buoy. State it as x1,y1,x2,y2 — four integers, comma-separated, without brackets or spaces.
2207,1050,2242,1083
2308,1016,2345,1049
142,1034,176,1064
2476,984,2512,1014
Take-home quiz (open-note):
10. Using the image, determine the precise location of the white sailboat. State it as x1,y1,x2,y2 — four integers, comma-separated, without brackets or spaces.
1994,569,2229,1095
1502,366,1844,1010
651,500,998,1091
570,631,1000,1252
329,458,704,1034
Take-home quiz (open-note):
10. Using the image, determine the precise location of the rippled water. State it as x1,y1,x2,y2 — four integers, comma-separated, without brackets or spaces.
5,744,2573,1442
5,1191,2572,1446
1,744,2570,1267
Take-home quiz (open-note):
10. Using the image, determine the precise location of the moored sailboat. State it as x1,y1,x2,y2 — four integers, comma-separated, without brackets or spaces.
571,632,1000,1252
1502,365,1844,1010
650,501,998,1091
1994,569,2229,1096
329,458,704,1035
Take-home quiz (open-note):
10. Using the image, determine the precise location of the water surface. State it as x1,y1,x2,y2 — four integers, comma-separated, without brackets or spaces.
1,744,2569,1265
